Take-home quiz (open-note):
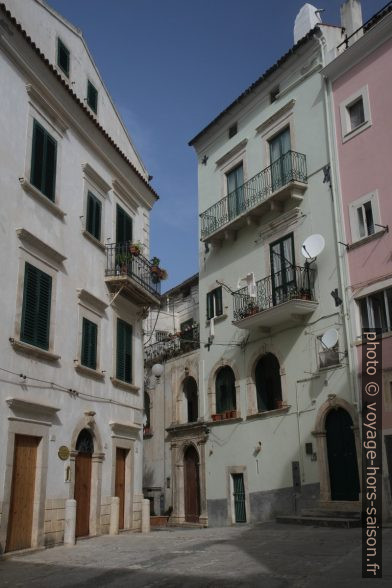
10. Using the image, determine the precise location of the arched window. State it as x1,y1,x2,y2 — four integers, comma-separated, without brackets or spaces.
144,391,151,430
215,366,236,414
183,377,198,423
76,428,94,454
255,353,282,412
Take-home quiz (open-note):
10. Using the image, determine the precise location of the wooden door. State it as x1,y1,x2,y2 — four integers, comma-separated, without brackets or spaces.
6,435,39,552
74,453,92,537
232,474,246,523
326,408,360,501
184,446,200,523
115,448,127,530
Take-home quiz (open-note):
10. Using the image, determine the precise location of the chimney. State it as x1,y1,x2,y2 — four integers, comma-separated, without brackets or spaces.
340,0,363,45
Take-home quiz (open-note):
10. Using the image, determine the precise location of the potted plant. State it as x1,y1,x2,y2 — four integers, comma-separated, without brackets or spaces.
129,241,144,256
150,257,168,284
211,413,222,422
115,252,132,274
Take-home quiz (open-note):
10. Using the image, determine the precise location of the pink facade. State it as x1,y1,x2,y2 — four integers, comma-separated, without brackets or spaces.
331,31,392,426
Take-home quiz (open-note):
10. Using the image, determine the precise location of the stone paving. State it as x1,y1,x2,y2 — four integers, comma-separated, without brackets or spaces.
0,523,391,587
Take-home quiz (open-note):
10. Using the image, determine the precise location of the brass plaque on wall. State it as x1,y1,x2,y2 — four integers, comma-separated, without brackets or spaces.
58,445,70,461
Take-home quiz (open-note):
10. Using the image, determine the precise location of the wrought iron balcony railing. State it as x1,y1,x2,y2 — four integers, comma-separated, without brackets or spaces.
105,242,161,298
200,150,307,240
144,325,199,366
233,266,315,322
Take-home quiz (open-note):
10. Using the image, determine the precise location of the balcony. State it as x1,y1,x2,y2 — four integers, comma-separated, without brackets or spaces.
232,266,318,331
200,151,307,243
105,242,161,306
144,324,199,367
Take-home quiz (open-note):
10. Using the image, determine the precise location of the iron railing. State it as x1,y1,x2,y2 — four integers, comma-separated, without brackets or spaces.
144,324,199,366
105,241,161,297
200,150,307,240
233,266,315,321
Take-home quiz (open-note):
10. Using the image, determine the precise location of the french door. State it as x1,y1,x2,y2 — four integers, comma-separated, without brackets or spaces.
269,127,291,191
270,233,296,305
226,163,244,220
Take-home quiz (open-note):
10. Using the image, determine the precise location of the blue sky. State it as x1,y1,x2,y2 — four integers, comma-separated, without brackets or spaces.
49,0,386,289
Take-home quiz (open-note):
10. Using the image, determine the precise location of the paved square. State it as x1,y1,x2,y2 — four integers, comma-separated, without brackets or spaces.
0,523,391,587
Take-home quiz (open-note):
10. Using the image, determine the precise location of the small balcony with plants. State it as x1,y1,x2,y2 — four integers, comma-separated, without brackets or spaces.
232,266,318,331
200,150,307,244
105,241,166,306
144,323,200,367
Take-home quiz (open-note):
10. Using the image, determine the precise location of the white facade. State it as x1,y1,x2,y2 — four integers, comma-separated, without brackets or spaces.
0,0,159,551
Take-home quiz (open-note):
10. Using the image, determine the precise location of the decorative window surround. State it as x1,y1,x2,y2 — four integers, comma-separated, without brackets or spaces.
82,163,111,194
16,228,67,266
77,288,108,317
19,178,66,219
109,421,141,440
339,85,372,142
255,99,296,134
215,139,248,167
9,338,61,362
26,84,68,135
112,179,139,213
110,377,139,393
246,405,290,420
74,362,105,380
348,191,382,245
6,397,59,425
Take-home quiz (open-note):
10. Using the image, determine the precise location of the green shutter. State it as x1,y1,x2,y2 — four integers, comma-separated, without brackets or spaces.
30,119,57,201
206,292,213,320
57,38,70,76
215,287,223,316
21,263,52,350
116,319,132,383
86,192,101,240
87,81,98,113
81,318,97,370
116,205,133,244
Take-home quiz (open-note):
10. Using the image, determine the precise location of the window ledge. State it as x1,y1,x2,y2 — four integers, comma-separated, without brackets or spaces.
318,363,343,372
82,230,106,252
10,338,60,362
348,230,386,251
207,416,242,426
110,377,139,393
246,406,290,420
74,363,105,380
20,178,66,219
342,119,371,143
205,313,227,327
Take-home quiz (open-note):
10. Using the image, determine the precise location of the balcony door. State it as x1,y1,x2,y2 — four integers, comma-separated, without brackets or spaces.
269,127,291,192
116,204,133,245
226,163,244,221
270,233,296,306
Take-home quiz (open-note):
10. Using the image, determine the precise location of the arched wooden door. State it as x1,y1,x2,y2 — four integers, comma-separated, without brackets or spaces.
184,445,200,523
74,429,94,537
326,408,360,501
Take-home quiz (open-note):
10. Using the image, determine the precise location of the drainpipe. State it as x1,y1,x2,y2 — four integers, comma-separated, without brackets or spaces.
317,33,358,407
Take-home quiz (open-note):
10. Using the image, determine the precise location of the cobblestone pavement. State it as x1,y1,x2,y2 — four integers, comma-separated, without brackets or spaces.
0,523,391,587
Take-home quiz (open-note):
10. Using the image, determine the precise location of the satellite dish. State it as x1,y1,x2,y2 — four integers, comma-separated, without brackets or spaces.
321,328,339,349
302,234,325,260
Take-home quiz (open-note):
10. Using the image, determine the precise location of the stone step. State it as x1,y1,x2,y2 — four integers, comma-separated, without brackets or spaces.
276,515,361,528
167,521,205,529
301,509,361,519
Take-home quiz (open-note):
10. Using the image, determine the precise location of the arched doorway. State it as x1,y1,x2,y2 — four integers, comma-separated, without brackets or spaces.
184,445,200,523
326,408,360,501
74,429,94,537
215,366,236,415
183,377,198,423
255,353,282,411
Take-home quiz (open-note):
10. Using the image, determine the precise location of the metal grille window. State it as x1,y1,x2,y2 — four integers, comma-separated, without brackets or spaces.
21,262,52,350
81,318,98,370
206,287,223,320
87,80,98,113
57,38,70,76
116,318,132,383
30,119,57,201
359,288,392,334
86,191,102,241
155,330,169,342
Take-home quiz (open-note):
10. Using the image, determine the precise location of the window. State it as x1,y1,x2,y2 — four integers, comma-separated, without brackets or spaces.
207,287,223,320
180,318,194,338
144,391,151,432
116,204,133,244
57,38,70,77
215,366,236,415
319,345,340,369
86,191,102,241
30,119,57,201
183,377,198,423
349,192,380,243
226,163,244,220
81,317,98,370
269,127,291,191
359,288,392,334
87,80,98,113
255,353,282,411
348,98,365,130
21,262,52,350
270,86,279,103
116,318,132,383
270,233,296,305
228,122,238,138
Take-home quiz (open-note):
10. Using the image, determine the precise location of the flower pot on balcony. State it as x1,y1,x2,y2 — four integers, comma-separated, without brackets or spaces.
229,410,237,418
211,414,222,421
130,244,141,256
275,400,285,409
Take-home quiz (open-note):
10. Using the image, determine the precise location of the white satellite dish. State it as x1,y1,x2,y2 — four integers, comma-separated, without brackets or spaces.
321,328,339,349
302,234,325,260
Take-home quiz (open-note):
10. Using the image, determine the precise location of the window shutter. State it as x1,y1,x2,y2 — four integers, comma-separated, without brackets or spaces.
86,192,101,240
81,318,97,370
206,292,213,320
30,120,57,201
117,319,132,383
31,121,45,193
116,205,133,244
215,288,223,316
87,81,98,113
21,263,52,350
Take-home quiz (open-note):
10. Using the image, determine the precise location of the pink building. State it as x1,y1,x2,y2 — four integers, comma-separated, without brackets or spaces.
324,1,392,518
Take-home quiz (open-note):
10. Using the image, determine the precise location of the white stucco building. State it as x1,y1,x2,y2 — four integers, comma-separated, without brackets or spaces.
0,0,160,552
